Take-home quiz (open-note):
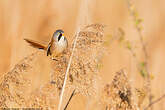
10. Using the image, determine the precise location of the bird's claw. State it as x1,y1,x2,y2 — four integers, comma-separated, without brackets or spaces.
51,58,58,61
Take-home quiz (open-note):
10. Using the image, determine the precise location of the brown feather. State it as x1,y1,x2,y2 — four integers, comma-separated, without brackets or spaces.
24,38,47,50
47,38,54,56
47,43,51,56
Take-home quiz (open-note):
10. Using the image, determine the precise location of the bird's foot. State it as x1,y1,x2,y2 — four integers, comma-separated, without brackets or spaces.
52,58,58,61
51,57,58,61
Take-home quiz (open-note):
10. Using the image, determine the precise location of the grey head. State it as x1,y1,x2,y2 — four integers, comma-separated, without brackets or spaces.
53,29,64,41
52,29,67,44
55,29,64,33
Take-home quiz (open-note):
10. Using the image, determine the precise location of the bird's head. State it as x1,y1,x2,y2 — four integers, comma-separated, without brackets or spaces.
53,29,65,42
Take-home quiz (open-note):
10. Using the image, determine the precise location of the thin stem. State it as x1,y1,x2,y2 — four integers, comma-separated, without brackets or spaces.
137,28,148,59
144,94,165,110
64,89,76,110
58,30,80,110
126,0,152,109
137,26,152,110
105,106,108,110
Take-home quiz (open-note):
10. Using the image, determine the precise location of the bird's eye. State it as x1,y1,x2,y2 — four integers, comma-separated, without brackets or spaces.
58,33,62,41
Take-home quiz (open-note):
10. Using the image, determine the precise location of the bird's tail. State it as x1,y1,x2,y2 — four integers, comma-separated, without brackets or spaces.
24,38,47,50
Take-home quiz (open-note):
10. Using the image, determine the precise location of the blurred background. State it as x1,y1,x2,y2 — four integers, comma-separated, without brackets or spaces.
0,0,164,109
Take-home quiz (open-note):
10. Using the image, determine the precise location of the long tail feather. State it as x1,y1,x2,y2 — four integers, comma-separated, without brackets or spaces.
24,38,47,50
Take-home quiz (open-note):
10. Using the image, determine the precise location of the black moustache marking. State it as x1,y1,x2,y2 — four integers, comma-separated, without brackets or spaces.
58,33,62,41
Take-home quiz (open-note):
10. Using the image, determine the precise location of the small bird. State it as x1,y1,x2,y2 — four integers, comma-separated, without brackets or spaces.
24,29,68,60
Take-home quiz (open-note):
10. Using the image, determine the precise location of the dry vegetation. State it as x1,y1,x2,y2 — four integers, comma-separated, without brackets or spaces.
0,23,164,110
0,24,107,109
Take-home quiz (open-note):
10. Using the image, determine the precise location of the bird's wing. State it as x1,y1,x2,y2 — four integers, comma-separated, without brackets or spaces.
47,43,51,56
24,38,46,50
47,37,54,56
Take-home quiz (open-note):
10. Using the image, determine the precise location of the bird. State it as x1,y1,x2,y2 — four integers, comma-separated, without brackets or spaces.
24,29,68,60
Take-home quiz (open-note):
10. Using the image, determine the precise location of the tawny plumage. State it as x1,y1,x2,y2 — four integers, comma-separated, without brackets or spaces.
24,29,68,60
24,38,47,50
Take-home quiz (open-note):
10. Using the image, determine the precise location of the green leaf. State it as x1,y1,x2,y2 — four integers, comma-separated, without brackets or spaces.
140,68,147,78
139,62,147,78
125,40,132,50
136,18,143,25
96,63,103,69
140,62,146,67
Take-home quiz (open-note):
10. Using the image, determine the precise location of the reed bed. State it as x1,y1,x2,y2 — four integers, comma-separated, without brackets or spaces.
0,24,106,109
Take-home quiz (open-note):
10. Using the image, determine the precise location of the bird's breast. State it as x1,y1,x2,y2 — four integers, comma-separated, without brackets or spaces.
50,40,67,56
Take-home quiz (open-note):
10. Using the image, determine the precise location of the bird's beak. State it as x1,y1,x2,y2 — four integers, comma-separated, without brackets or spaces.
62,33,65,38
